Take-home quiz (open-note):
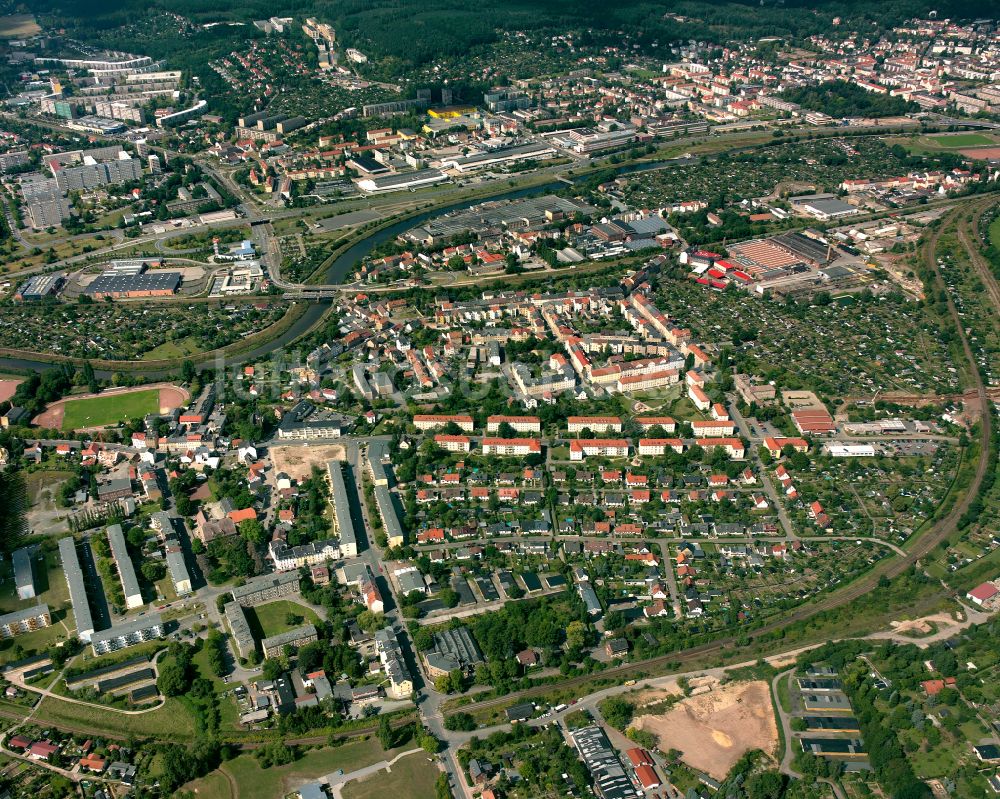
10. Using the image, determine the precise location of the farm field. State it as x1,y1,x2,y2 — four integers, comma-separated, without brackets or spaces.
631,679,778,780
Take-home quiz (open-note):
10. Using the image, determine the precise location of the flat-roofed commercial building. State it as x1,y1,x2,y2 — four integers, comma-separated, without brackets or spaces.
58,537,95,642
107,524,143,610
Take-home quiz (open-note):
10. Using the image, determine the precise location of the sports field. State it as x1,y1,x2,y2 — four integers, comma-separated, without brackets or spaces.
890,132,1000,155
61,389,160,429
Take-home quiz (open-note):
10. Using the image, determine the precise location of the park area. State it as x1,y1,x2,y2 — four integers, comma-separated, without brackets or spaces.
32,384,189,430
631,679,778,780
246,599,321,639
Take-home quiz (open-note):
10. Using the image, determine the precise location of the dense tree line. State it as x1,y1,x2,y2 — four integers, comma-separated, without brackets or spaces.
780,80,918,118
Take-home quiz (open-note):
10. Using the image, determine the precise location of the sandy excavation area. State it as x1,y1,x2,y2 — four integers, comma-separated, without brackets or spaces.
270,444,346,483
632,679,778,780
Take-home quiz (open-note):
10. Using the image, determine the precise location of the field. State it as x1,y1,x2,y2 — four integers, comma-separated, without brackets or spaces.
30,694,197,740
270,444,346,483
140,338,203,360
0,14,41,37
890,132,1000,156
632,680,778,780
185,739,392,799
33,384,189,430
990,215,1000,251
342,752,441,799
247,599,321,639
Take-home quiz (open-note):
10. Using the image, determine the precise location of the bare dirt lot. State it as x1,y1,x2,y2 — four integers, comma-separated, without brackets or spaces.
270,444,346,482
0,379,22,404
632,680,778,780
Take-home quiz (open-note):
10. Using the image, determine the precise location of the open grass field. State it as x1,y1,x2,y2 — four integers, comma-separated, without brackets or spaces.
0,14,41,37
342,752,441,799
61,389,159,429
990,215,1000,251
188,739,391,799
30,694,197,740
141,337,202,361
0,546,69,616
247,599,321,639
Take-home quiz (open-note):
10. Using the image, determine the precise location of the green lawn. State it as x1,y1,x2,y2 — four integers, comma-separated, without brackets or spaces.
31,694,197,740
990,215,1000,251
0,546,70,615
203,739,391,799
247,599,321,639
60,389,160,429
923,133,997,148
342,752,441,799
141,338,201,361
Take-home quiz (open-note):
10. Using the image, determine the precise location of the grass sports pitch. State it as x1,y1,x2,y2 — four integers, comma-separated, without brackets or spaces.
61,389,160,429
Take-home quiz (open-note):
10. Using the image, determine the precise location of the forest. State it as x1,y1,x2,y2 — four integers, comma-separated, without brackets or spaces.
31,0,997,80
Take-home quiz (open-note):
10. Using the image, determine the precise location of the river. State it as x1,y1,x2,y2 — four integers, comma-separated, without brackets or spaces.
0,156,695,378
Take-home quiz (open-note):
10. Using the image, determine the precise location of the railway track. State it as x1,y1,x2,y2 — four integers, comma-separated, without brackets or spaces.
446,199,997,720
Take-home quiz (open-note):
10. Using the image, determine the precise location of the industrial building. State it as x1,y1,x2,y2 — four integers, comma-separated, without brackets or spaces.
14,273,65,302
355,168,447,194
107,524,144,610
58,537,95,642
570,725,634,799
83,265,181,299
425,627,483,676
